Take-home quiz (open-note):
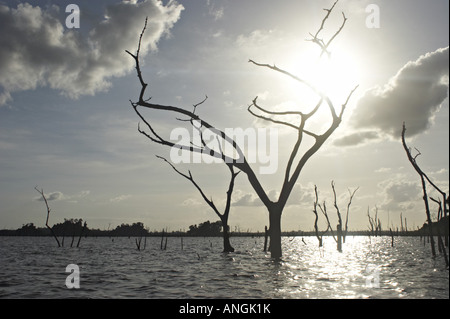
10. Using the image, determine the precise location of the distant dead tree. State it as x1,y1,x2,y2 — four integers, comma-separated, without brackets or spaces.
389,228,395,247
312,185,330,247
135,227,147,251
76,221,87,248
315,181,358,251
34,186,61,247
157,156,239,253
126,0,357,259
334,181,359,243
367,206,382,237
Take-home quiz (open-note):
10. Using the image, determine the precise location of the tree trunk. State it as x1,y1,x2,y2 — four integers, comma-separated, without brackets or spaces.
263,226,269,252
269,206,282,259
222,224,234,253
337,224,342,252
389,228,394,247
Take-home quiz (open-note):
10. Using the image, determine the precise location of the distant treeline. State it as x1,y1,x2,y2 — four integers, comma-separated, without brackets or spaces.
0,217,448,237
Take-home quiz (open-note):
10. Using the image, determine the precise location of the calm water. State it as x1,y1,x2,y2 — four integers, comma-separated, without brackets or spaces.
0,236,448,299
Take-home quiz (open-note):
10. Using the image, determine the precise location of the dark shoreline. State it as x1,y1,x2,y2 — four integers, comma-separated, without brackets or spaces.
1,215,447,238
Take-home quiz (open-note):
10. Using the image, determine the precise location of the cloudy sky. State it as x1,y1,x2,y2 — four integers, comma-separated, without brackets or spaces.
0,0,448,233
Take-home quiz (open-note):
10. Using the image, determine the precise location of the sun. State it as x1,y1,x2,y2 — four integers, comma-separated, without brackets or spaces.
285,45,360,112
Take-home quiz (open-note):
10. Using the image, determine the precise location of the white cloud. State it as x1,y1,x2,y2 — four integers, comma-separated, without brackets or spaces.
206,0,224,21
374,167,391,173
232,191,263,207
232,184,313,207
34,190,90,202
182,198,203,206
0,0,184,105
339,47,449,146
110,194,132,203
236,29,273,48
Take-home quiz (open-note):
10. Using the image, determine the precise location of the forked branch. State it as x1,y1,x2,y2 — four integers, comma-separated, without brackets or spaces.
401,122,436,256
307,0,347,57
34,186,61,247
126,19,272,208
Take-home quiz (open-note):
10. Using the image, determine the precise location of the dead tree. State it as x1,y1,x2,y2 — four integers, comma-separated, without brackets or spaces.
318,200,339,249
367,207,375,236
76,221,87,248
312,185,330,247
263,225,269,252
157,156,239,253
389,228,395,247
343,186,359,242
160,228,168,250
135,227,147,251
126,1,357,259
34,186,61,247
367,206,381,237
331,181,358,247
430,197,449,267
401,123,436,257
314,182,357,251
418,161,448,247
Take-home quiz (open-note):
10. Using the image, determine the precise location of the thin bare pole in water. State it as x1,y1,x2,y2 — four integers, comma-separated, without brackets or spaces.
34,186,61,247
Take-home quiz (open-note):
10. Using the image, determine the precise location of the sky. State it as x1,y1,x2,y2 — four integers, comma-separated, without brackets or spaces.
0,0,448,233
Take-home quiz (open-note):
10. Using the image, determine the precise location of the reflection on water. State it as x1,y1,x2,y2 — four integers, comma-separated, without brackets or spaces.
0,236,448,298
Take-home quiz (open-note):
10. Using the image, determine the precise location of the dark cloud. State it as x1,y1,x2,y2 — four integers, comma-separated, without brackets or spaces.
0,0,183,105
343,47,449,146
333,131,380,147
35,191,64,202
378,179,421,212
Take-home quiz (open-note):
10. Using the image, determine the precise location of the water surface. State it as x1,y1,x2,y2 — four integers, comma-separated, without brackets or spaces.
0,236,448,298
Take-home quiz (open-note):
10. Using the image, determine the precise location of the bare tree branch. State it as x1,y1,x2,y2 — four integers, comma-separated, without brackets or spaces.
306,0,347,57
331,181,342,227
318,201,336,242
344,186,359,237
156,155,239,252
312,185,330,247
34,186,61,247
126,20,273,209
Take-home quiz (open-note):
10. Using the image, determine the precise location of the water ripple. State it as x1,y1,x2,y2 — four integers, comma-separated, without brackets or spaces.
0,236,448,298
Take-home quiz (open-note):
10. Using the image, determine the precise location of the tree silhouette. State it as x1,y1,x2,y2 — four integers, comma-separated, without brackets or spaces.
35,186,61,247
126,0,357,258
401,122,449,258
157,156,238,252
313,182,358,250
